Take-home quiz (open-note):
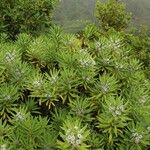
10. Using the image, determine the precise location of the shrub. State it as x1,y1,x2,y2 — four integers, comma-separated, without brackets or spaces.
96,0,131,31
0,0,58,40
0,25,150,149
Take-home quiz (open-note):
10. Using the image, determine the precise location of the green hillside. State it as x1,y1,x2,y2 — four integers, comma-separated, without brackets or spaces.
53,0,150,32
53,0,96,32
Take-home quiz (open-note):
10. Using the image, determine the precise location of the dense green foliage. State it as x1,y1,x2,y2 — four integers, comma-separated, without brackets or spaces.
0,0,150,150
0,26,150,150
0,0,58,40
96,0,131,31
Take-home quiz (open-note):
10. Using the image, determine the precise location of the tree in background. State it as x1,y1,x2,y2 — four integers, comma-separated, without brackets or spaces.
96,0,131,31
0,0,58,40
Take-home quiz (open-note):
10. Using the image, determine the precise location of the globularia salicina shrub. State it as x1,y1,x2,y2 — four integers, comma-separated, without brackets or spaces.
0,0,150,150
0,25,150,150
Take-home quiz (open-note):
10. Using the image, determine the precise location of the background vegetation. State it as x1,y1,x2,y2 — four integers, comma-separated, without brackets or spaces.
0,0,58,40
53,0,150,33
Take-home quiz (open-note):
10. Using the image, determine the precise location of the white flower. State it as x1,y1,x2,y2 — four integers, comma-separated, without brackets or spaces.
114,110,122,116
147,126,150,131
115,63,124,69
70,135,75,141
33,80,43,88
46,93,52,99
109,105,124,117
134,135,143,144
132,132,138,137
4,95,11,100
79,58,96,68
95,42,101,50
79,49,88,54
65,127,84,147
66,135,71,142
77,133,83,139
5,51,16,63
101,84,109,93
76,139,81,145
103,58,110,65
16,112,25,121
131,132,143,144
50,76,58,84
66,134,76,145
1,144,6,150
108,38,121,49
118,105,124,112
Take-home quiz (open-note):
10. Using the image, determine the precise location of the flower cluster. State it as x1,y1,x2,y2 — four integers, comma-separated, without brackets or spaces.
65,127,83,146
109,105,125,117
16,112,25,121
102,58,111,66
101,84,110,94
109,38,122,49
4,95,11,101
5,51,16,63
33,80,43,89
115,62,124,69
1,144,6,150
49,76,58,85
131,132,143,144
146,126,150,131
79,49,88,54
95,42,102,51
79,58,96,68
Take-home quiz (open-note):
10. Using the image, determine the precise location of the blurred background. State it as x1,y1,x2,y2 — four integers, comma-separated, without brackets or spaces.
53,0,150,32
